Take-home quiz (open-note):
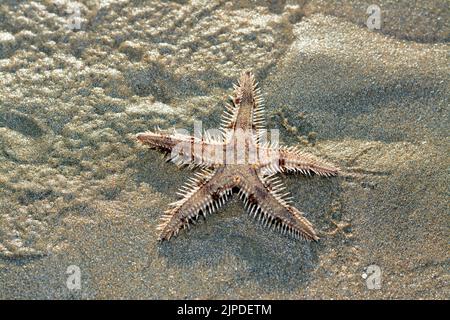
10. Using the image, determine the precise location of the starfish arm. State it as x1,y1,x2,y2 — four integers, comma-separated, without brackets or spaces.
259,146,340,177
136,131,227,167
238,169,319,241
157,168,236,241
221,71,264,137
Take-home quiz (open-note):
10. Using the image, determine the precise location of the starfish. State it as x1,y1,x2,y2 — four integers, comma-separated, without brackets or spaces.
137,71,339,241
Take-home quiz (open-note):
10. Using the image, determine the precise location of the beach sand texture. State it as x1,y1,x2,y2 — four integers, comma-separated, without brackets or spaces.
0,0,448,299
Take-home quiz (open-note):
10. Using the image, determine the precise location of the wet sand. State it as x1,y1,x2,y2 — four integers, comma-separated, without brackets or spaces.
0,1,448,299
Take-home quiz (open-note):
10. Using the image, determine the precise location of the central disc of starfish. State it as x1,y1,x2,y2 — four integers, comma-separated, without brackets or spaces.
137,71,339,241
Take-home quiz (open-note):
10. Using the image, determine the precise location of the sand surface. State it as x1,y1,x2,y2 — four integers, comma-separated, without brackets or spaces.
0,0,448,299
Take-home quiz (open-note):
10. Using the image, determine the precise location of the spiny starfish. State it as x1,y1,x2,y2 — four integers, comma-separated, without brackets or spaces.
137,71,339,241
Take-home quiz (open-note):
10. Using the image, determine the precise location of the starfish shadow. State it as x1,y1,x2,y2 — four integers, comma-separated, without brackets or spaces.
155,176,339,294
